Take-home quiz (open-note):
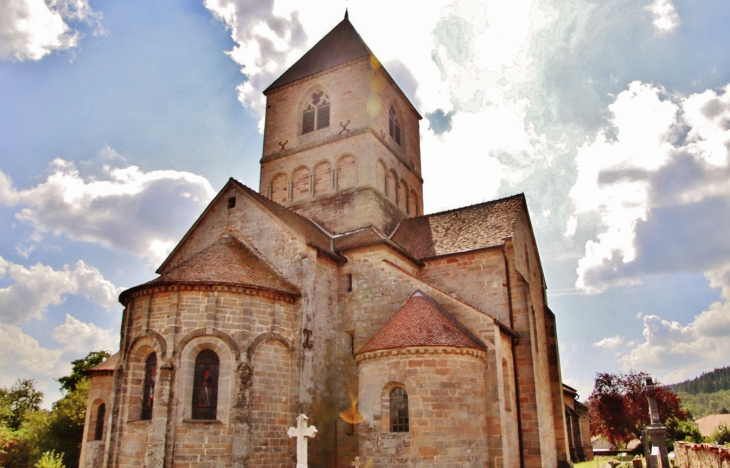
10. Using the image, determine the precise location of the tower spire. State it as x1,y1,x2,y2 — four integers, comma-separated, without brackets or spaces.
345,9,348,20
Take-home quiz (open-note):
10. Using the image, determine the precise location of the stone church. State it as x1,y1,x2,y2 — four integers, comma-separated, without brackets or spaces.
80,12,574,468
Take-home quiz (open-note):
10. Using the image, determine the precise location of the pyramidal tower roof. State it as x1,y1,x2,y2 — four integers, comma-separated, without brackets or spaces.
264,11,372,93
356,291,487,355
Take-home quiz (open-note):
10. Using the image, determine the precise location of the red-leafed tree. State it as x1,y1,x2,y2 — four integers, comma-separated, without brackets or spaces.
588,371,688,446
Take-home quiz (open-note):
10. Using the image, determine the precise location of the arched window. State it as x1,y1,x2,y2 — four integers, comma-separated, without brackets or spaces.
389,106,401,145
302,90,330,134
94,403,106,441
141,352,156,420
192,349,219,420
390,388,409,432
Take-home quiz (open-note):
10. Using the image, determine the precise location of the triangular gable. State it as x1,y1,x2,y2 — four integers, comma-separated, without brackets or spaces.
157,178,344,275
357,290,487,355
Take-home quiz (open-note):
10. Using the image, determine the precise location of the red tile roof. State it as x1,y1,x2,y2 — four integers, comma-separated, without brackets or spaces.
86,352,120,375
132,235,299,297
391,194,525,259
357,291,486,355
264,12,372,93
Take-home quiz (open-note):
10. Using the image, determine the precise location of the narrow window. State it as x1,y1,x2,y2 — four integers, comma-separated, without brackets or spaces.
347,273,353,292
141,352,156,420
227,196,236,209
390,388,409,432
192,349,219,420
94,403,106,440
502,358,512,412
389,106,401,145
302,90,330,134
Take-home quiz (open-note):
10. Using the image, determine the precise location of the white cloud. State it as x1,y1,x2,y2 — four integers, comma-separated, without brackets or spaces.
0,0,103,61
569,81,730,293
0,324,64,388
594,335,624,349
52,313,118,354
618,265,730,383
0,155,216,263
645,0,680,33
0,255,122,324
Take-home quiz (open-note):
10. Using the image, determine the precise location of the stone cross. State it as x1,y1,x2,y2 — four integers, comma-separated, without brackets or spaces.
645,377,670,468
288,414,318,468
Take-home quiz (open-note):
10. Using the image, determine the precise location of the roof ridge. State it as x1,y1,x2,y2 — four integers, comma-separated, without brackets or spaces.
418,193,525,219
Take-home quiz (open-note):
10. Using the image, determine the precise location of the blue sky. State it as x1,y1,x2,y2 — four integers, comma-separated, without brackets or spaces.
1,0,729,405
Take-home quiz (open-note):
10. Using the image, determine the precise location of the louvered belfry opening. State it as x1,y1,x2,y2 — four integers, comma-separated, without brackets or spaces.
302,90,330,134
389,105,401,145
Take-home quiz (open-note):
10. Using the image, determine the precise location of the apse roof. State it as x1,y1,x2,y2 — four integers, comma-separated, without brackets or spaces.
356,291,487,355
143,235,299,296
391,194,525,259
264,12,372,93
86,352,120,375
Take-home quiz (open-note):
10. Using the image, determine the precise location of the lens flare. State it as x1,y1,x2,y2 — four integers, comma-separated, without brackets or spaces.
339,388,365,425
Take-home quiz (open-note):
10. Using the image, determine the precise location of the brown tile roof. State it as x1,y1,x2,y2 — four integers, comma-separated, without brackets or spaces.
264,12,371,93
356,291,487,355
139,235,299,296
390,194,525,259
696,414,730,437
86,352,120,375
333,227,423,264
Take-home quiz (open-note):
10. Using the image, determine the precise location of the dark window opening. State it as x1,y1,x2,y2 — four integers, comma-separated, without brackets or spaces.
389,106,401,145
94,403,106,440
192,349,219,420
390,388,409,432
141,352,156,420
227,196,236,209
347,273,353,292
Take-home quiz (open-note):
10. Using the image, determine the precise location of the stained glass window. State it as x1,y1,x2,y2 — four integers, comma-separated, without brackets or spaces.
192,349,219,420
302,90,330,134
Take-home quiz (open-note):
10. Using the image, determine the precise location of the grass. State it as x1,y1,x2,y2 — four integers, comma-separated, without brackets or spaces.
574,455,638,468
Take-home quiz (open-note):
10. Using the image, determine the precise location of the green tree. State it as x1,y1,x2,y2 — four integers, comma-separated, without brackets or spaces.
711,422,730,446
0,380,44,431
57,351,110,393
665,417,703,451
34,450,65,468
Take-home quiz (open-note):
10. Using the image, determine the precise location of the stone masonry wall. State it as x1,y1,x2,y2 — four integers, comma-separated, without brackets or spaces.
250,339,296,466
675,442,730,468
357,348,488,468
80,373,113,468
420,248,511,324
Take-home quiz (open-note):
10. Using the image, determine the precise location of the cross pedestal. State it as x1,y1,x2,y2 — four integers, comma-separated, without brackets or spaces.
287,414,318,468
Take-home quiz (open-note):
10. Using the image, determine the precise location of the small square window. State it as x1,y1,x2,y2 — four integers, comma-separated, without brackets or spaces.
227,197,236,209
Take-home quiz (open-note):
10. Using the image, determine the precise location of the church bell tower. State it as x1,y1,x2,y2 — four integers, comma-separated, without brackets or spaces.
259,12,423,235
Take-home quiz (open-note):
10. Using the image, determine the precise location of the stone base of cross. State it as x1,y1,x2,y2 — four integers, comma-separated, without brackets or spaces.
288,414,317,468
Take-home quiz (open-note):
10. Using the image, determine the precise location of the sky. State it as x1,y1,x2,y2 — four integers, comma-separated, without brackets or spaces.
0,0,729,406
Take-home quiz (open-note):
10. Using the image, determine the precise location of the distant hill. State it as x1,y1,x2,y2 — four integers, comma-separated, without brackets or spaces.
668,366,730,395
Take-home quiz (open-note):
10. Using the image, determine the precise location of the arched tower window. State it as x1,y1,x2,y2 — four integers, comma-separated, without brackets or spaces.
141,352,156,420
390,388,409,432
302,90,330,134
94,403,106,440
192,349,219,420
389,105,401,145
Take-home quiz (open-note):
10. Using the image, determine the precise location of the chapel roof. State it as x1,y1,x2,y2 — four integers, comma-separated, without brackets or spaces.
390,194,525,259
138,234,299,296
265,11,372,93
86,352,120,376
356,291,487,355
